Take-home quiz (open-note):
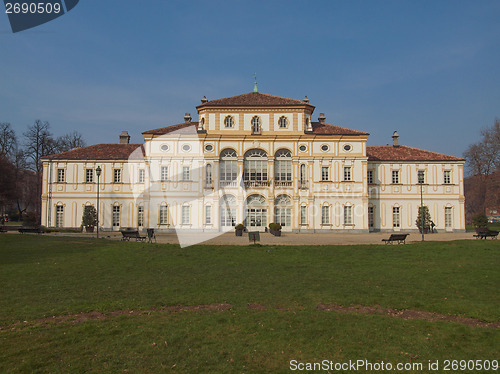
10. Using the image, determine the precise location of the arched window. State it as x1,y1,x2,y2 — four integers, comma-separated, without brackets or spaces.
219,149,238,187
275,149,292,186
224,116,234,128
278,116,288,128
220,195,236,227
251,116,261,134
299,164,307,188
274,194,291,227
245,194,267,228
244,149,268,186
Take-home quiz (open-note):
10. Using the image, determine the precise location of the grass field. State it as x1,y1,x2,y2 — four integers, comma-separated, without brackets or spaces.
0,235,498,373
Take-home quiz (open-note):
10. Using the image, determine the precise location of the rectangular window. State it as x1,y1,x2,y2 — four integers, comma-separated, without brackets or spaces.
445,207,452,228
182,206,190,225
418,170,425,184
57,168,65,183
55,205,64,227
205,205,212,225
182,166,190,181
367,170,373,184
392,170,399,184
159,206,168,225
344,206,352,225
137,206,144,227
86,169,93,183
393,207,400,228
138,169,145,184
368,206,374,228
321,206,330,225
300,206,307,225
205,165,212,186
160,166,168,182
112,206,120,227
444,170,451,184
344,167,352,181
113,169,121,183
321,167,329,181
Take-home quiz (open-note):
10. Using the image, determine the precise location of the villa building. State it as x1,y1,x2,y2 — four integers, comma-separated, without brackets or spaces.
41,91,466,233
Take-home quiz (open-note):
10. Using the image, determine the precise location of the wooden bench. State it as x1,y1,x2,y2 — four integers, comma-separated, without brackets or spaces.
120,230,146,242
473,228,499,240
382,233,409,244
18,227,44,234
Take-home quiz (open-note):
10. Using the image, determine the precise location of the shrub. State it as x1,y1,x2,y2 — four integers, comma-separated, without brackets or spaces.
269,222,282,231
471,213,488,228
82,205,97,228
22,212,39,227
415,206,431,229
235,224,245,231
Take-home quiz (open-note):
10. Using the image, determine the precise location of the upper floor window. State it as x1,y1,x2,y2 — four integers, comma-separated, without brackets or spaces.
344,166,352,181
392,170,399,184
275,149,292,181
57,168,65,183
160,166,168,182
251,116,261,134
418,170,425,184
138,169,145,184
244,149,267,181
220,149,238,183
224,116,234,128
321,166,329,181
367,170,374,184
278,116,288,128
444,170,451,184
85,169,93,183
113,169,121,183
182,166,190,181
205,164,213,186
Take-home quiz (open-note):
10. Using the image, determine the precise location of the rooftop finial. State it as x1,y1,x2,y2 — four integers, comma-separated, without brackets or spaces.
253,73,258,93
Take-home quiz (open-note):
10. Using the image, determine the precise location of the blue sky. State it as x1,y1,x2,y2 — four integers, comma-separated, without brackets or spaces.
1,0,499,157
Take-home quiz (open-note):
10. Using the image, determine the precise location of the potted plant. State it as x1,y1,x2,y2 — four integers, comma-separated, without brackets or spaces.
82,205,97,233
235,223,245,236
269,222,282,236
415,206,431,234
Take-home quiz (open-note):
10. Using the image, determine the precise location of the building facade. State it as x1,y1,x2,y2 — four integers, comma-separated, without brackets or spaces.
41,92,465,233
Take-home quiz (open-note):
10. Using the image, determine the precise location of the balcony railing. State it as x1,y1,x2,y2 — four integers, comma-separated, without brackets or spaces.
274,180,292,188
219,180,238,188
244,180,271,188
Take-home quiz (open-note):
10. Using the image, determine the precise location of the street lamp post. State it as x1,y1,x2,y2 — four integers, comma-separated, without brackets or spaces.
96,166,102,239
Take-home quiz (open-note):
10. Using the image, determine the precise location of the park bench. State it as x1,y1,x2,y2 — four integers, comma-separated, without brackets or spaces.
120,230,146,242
473,228,499,240
18,227,44,234
382,233,409,244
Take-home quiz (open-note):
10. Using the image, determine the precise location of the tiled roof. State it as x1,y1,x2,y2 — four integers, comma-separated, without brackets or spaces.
312,122,369,135
196,92,315,109
367,145,465,162
142,122,198,135
42,143,145,161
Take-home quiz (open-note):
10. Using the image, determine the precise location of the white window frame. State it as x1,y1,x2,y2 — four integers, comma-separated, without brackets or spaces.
85,169,93,183
278,116,288,128
321,166,329,181
368,206,374,228
138,169,145,184
344,166,352,181
444,170,451,184
321,205,330,225
224,115,234,128
300,205,307,225
113,169,121,183
57,168,65,183
251,116,261,134
182,206,190,225
205,205,212,225
159,205,168,225
445,207,452,228
112,206,120,227
344,205,352,225
55,205,64,227
182,166,190,181
367,170,373,184
137,206,144,227
392,170,399,184
393,207,400,228
418,170,425,184
160,166,168,182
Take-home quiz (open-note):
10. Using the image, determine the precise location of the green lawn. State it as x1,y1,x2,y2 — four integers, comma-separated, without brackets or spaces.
0,236,498,373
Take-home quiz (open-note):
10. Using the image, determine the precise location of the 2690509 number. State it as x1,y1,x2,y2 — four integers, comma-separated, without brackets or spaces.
5,2,62,14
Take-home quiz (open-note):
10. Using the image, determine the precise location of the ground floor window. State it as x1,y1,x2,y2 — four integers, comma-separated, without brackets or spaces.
274,195,291,227
112,206,120,227
321,205,330,225
300,206,307,225
344,206,352,225
205,205,212,225
159,205,168,225
445,207,452,228
182,206,190,225
55,205,63,227
368,206,374,228
138,206,144,227
220,195,236,227
246,208,267,227
393,207,400,228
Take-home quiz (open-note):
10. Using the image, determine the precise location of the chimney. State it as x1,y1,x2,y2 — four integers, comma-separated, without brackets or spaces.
318,113,326,124
184,113,192,123
119,131,130,144
392,131,399,147
303,96,309,103
201,96,208,104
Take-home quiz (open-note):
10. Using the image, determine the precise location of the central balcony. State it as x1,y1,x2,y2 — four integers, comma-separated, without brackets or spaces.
274,180,292,188
244,180,271,188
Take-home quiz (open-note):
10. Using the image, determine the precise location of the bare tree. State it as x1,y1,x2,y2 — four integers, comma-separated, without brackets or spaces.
56,131,86,152
463,119,500,219
23,120,57,174
0,122,17,159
